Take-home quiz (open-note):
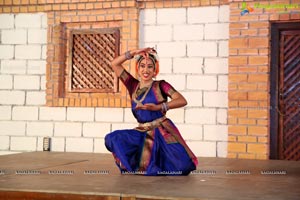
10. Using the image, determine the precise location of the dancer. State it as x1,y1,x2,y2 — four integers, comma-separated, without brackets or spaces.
105,47,198,175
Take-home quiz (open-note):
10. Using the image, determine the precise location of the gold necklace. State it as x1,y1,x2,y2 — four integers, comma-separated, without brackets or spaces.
133,82,153,107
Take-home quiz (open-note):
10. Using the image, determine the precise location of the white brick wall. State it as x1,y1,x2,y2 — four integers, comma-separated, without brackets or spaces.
140,5,229,157
0,6,229,157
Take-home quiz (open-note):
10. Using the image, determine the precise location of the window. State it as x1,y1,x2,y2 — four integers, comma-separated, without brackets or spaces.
69,28,120,93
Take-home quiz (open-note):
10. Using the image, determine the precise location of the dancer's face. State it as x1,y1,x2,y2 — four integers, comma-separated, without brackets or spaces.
138,58,156,82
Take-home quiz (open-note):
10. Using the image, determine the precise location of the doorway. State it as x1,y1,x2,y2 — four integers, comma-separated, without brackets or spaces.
270,22,300,160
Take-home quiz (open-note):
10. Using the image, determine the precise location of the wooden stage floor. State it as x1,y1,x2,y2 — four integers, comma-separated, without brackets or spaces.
0,152,299,200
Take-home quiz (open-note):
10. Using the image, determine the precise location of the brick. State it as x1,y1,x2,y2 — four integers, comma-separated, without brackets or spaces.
227,152,237,158
239,101,258,108
174,24,204,41
238,83,257,90
204,58,228,74
1,29,27,44
28,29,47,44
173,58,203,74
240,29,258,36
219,5,229,22
238,118,256,125
14,75,40,90
229,22,248,29
219,41,228,57
217,108,227,124
54,122,82,137
15,13,42,28
188,6,218,23
185,108,215,124
0,45,14,59
50,137,65,152
204,125,227,141
228,109,247,118
248,92,268,100
229,83,237,90
229,38,248,48
143,25,172,42
249,56,268,65
187,75,217,90
0,136,10,150
248,126,268,136
0,14,14,29
39,107,66,121
228,135,236,142
176,124,203,141
40,75,46,90
15,45,41,59
248,38,269,48
228,101,238,108
218,75,228,91
166,108,185,123
249,22,268,29
111,123,137,131
0,121,26,136
229,29,240,37
217,141,227,158
27,122,53,136
248,74,268,82
0,60,26,74
205,23,229,40
256,154,268,160
66,138,93,153
12,106,38,121
0,91,25,105
157,42,186,57
158,75,185,90
204,91,228,107
11,137,37,151
228,142,246,153
95,108,123,122
67,108,94,122
238,136,257,143
238,66,257,73
258,136,268,143
239,15,259,22
41,13,47,28
123,108,137,123
42,45,47,59
181,91,202,107
187,41,218,57
247,143,267,154
228,125,247,135
187,141,216,157
0,75,12,89
157,8,186,24
238,153,256,159
83,122,110,138
228,91,247,100
94,138,110,153
0,106,11,120
248,109,267,118
26,91,45,106
238,49,258,55
229,56,247,65
257,119,268,126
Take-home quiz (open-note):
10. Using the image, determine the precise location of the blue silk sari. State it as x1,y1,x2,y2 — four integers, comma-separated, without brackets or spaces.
105,70,198,176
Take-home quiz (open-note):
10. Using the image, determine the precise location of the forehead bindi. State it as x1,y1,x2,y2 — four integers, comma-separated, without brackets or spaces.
140,58,154,66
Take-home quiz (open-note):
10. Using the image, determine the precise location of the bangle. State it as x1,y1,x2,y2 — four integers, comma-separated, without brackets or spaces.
125,51,133,60
161,102,169,113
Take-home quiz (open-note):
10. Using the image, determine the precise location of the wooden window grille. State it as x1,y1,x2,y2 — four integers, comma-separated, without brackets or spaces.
69,28,120,93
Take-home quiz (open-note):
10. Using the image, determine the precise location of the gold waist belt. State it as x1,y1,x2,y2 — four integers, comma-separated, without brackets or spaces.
138,116,167,130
